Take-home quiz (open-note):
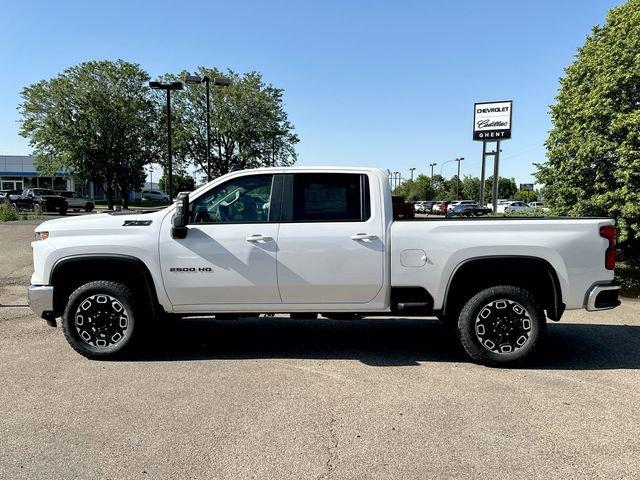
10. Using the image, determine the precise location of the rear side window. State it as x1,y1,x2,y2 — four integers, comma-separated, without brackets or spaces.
289,173,370,222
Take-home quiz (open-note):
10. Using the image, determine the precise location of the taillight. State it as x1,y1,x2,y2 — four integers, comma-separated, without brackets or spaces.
599,226,616,270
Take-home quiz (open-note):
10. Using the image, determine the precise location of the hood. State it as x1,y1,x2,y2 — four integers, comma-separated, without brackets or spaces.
34,209,169,238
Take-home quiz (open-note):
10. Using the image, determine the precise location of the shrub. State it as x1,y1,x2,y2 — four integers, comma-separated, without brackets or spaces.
0,205,20,222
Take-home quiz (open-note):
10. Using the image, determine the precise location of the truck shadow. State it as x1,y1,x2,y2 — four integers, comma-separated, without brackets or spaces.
130,317,640,370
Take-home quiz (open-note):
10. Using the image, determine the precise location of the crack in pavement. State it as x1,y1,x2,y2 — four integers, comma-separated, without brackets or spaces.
318,414,338,480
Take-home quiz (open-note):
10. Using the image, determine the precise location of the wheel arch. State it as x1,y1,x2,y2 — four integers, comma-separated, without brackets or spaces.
50,254,162,319
441,255,565,321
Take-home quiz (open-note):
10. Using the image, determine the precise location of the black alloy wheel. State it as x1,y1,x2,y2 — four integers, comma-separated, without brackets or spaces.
457,285,546,366
62,281,138,359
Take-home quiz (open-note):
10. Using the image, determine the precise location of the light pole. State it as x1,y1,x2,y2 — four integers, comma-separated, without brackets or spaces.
184,74,232,182
409,167,416,181
149,81,184,201
455,157,464,199
429,163,437,187
393,171,400,190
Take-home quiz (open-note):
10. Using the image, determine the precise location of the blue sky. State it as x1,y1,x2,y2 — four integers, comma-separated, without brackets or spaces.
0,0,622,184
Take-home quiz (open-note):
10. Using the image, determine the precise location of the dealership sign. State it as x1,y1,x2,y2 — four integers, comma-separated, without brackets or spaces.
473,101,512,141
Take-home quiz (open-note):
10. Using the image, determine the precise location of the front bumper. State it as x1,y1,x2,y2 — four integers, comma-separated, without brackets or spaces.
27,285,55,323
586,284,621,311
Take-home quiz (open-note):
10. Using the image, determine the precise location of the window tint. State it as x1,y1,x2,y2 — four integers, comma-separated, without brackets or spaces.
191,174,274,224
292,173,370,222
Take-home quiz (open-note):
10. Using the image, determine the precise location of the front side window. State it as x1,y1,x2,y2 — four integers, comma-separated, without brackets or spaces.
191,174,274,224
291,173,370,222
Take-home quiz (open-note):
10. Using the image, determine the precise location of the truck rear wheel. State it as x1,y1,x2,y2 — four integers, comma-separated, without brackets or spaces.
456,285,546,366
62,281,138,359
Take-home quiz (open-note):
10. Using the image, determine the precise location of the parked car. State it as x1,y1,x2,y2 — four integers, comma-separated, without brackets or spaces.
502,201,531,213
141,189,170,202
431,201,449,215
446,203,491,217
59,191,95,212
21,188,67,215
2,189,33,210
414,201,427,213
418,201,436,214
28,167,620,366
447,200,478,212
392,196,415,219
528,202,549,213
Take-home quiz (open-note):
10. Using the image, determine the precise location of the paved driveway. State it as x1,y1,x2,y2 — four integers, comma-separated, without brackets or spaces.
1,220,639,479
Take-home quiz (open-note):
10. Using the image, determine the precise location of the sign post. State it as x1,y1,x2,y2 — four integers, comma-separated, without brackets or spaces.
473,101,512,212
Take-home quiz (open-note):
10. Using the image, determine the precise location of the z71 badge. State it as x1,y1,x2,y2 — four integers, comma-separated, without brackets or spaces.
169,267,213,272
123,220,153,226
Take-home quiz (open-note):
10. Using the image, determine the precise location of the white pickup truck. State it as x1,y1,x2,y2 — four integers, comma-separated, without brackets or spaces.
27,167,620,365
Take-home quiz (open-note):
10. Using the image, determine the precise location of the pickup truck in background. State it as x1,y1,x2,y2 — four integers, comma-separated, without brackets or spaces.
20,188,68,215
27,167,620,366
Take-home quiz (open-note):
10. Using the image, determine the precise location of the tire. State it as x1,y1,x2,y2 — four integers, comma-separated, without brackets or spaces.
62,281,138,359
34,203,42,213
59,206,67,216
456,285,546,367
85,203,94,212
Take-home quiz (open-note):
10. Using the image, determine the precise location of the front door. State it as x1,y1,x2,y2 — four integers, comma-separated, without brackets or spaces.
276,172,385,304
159,173,281,307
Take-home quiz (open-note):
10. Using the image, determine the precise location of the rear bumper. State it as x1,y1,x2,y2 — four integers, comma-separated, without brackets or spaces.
585,284,621,311
27,285,55,321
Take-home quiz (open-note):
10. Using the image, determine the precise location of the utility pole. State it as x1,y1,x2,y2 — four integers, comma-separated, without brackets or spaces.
409,167,416,181
455,157,464,199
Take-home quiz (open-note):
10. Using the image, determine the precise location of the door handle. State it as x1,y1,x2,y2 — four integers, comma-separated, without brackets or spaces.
246,234,273,243
350,233,377,241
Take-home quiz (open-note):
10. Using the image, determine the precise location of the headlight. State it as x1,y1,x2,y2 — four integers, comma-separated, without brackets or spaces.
34,231,49,241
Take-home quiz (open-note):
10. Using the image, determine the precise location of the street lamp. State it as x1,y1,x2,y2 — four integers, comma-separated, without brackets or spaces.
429,163,437,186
409,167,416,181
184,75,232,182
455,157,464,199
149,81,183,200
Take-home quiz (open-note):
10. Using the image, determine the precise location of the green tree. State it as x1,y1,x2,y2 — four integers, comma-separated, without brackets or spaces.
158,172,196,195
393,174,434,200
19,60,160,209
160,68,299,178
514,190,539,203
535,0,640,256
461,175,481,203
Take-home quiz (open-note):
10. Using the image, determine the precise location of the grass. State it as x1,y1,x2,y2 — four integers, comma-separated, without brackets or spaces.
0,204,44,222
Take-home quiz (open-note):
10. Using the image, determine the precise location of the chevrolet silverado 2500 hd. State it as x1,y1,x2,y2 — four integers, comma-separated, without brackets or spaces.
27,167,620,365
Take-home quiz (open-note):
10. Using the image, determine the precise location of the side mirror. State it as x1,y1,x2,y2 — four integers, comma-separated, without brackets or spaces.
171,192,190,239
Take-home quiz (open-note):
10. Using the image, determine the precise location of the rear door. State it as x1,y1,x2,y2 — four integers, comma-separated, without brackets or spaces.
276,172,385,304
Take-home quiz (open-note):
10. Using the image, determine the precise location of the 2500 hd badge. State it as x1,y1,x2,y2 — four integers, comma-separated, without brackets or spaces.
169,267,213,272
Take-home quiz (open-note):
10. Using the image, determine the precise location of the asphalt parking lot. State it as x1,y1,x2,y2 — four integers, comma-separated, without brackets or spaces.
1,220,639,479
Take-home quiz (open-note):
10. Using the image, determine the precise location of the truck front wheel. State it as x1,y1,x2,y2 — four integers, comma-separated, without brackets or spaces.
62,281,138,359
457,285,546,366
